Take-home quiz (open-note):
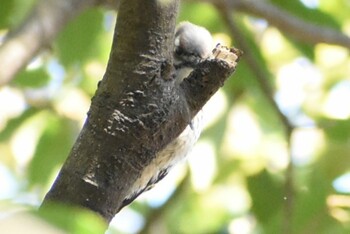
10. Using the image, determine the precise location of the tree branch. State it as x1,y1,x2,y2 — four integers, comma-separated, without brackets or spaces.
193,0,350,48
2,0,349,86
41,0,241,225
0,0,103,85
215,3,293,135
215,3,295,233
229,0,350,49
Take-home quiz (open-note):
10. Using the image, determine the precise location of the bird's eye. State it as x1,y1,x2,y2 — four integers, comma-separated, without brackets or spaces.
175,47,185,56
189,52,197,57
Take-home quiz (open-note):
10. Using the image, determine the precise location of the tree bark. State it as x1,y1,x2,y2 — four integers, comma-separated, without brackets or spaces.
41,0,240,225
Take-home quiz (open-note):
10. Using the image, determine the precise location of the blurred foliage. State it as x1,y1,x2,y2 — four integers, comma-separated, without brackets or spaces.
14,68,51,88
38,203,107,234
0,0,36,29
1,0,350,233
56,8,105,67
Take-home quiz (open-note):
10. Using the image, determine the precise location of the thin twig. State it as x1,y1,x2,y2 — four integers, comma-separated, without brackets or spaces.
215,2,295,233
283,139,294,234
216,4,293,135
230,0,350,49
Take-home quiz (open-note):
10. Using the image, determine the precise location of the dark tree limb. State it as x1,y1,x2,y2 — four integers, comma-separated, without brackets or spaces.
41,0,241,225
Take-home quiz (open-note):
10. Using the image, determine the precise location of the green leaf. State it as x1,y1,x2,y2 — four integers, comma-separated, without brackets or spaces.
55,8,104,67
0,0,35,29
0,107,39,141
222,15,275,99
319,0,350,23
247,170,283,223
320,119,350,142
167,192,230,233
270,0,340,29
319,142,350,180
0,0,14,29
179,2,223,32
270,0,341,59
28,113,78,186
287,38,315,60
292,170,334,233
38,203,106,234
14,68,50,88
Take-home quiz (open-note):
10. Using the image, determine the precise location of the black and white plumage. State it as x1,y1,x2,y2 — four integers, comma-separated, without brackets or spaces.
120,22,213,210
174,22,214,83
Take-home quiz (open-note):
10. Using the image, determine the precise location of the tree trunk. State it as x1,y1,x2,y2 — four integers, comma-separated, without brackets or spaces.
41,0,240,226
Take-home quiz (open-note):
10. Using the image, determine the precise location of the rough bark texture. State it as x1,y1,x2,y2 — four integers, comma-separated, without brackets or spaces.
41,0,240,224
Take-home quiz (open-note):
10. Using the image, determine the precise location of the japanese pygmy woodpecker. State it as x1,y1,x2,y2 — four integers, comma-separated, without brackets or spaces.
120,22,214,210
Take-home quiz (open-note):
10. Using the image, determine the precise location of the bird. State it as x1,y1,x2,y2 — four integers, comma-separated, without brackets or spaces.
119,22,214,211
